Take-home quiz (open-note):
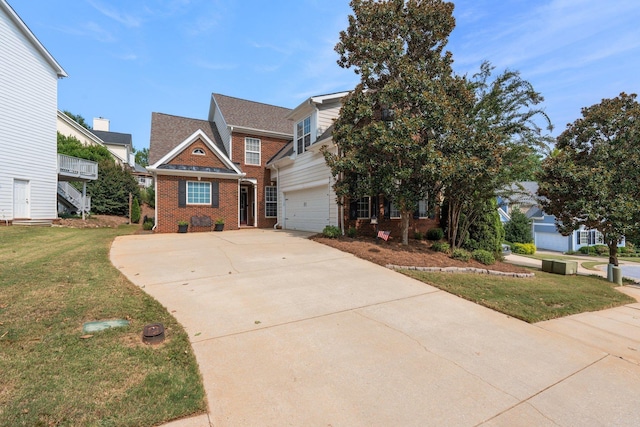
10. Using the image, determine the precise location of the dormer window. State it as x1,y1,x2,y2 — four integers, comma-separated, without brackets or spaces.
296,116,311,154
192,148,205,155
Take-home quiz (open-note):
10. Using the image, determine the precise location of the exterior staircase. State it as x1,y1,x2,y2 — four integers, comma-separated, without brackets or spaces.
57,182,91,214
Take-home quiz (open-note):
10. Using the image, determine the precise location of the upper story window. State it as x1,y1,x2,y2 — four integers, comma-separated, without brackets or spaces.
192,148,205,155
296,116,311,154
245,137,261,165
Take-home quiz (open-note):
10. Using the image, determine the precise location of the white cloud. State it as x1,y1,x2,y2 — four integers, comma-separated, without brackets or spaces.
87,0,142,28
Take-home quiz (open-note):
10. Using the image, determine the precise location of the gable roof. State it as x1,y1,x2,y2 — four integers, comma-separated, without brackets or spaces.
90,130,132,147
212,94,292,136
148,129,243,179
149,112,227,165
1,0,67,77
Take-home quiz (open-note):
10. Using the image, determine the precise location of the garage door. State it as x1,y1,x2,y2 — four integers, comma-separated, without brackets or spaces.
284,186,330,232
535,232,570,252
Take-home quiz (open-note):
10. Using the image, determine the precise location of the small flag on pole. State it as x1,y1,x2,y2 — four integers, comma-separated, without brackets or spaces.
377,230,391,241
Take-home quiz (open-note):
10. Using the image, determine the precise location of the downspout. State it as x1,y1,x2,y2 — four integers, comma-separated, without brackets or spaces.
152,173,158,231
273,165,280,229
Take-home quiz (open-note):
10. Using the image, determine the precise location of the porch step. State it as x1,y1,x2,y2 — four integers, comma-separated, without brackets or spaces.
12,220,53,227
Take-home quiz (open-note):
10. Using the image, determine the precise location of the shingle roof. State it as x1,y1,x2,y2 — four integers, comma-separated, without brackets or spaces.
149,112,227,165
266,141,294,165
213,94,292,135
90,130,132,146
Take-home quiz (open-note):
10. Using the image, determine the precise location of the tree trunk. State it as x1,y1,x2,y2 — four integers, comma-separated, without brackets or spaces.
401,211,410,245
447,199,462,248
608,240,619,266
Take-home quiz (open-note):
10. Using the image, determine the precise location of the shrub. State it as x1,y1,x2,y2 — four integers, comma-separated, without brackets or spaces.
414,231,423,240
347,227,357,238
504,210,533,244
626,242,635,252
473,249,495,265
426,228,444,241
594,245,609,255
431,241,450,253
512,242,536,255
463,198,504,253
322,225,341,238
143,219,154,230
451,248,471,262
579,246,596,255
131,198,141,224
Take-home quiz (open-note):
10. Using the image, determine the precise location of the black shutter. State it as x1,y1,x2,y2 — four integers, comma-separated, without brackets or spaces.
211,181,219,208
384,197,391,220
349,199,358,220
178,180,186,207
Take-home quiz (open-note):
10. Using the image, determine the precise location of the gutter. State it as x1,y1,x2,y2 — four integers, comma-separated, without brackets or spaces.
273,165,281,229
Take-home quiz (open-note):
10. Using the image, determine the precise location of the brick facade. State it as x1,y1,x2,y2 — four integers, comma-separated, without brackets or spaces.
231,132,289,229
156,175,238,233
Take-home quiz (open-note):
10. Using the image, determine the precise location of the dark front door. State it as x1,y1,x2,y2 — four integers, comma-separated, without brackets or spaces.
240,188,248,224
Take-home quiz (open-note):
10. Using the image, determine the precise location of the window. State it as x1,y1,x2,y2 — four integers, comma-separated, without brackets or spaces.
357,197,370,219
187,181,211,205
296,116,311,154
390,203,401,219
418,199,428,218
265,186,277,218
245,137,261,165
578,230,589,245
192,148,205,155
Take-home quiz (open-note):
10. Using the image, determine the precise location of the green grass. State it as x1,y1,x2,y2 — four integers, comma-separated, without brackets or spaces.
0,226,206,426
401,269,635,323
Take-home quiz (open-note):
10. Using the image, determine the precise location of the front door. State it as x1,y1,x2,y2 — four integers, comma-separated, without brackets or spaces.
240,187,248,224
13,179,30,219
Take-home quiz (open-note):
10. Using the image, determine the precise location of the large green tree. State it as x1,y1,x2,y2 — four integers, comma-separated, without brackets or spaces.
134,147,149,166
441,63,552,248
538,93,640,265
325,0,464,245
62,110,91,129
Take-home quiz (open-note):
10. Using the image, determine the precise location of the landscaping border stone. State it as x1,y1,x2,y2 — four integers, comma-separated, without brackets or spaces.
387,264,535,278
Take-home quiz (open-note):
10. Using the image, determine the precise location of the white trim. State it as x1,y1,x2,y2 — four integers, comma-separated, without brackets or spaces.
285,91,350,120
229,125,292,140
244,136,261,166
0,1,67,77
281,179,328,193
150,168,243,180
148,129,242,174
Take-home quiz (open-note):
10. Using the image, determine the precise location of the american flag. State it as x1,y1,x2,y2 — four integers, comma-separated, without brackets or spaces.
377,230,391,241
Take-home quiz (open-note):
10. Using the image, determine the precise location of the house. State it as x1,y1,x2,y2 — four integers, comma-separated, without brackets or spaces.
132,164,153,188
499,181,624,252
90,118,136,167
147,94,292,232
0,0,69,224
267,92,439,235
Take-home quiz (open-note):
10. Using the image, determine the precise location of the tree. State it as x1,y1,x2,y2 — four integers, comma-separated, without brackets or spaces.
538,93,640,265
504,209,533,244
463,198,504,253
131,197,141,223
63,110,91,129
134,147,149,166
88,160,140,216
325,0,463,245
57,132,113,163
442,62,551,248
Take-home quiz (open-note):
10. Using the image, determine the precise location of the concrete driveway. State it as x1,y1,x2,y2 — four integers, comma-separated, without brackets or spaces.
111,229,640,426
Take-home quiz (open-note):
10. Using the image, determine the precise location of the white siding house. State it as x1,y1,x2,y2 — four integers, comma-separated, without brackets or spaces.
268,92,348,232
0,0,67,223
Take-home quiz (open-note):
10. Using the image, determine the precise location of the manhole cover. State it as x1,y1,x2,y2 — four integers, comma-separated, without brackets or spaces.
142,323,165,344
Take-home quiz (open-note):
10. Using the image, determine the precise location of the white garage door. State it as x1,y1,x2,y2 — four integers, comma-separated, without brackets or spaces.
535,232,570,252
284,186,330,232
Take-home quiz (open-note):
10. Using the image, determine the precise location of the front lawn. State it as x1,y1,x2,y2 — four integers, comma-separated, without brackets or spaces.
0,226,206,426
402,269,635,323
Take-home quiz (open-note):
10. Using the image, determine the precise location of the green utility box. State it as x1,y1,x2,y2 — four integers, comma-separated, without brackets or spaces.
541,259,578,275
541,259,555,273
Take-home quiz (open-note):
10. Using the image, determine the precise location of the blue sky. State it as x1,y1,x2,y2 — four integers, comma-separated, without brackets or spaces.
9,0,640,151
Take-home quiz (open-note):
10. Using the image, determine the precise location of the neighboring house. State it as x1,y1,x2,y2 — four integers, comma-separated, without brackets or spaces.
499,181,624,252
147,94,292,232
0,0,69,224
132,163,153,188
267,92,439,235
90,118,135,167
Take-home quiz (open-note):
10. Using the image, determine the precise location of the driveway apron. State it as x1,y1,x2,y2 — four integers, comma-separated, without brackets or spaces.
111,229,640,426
